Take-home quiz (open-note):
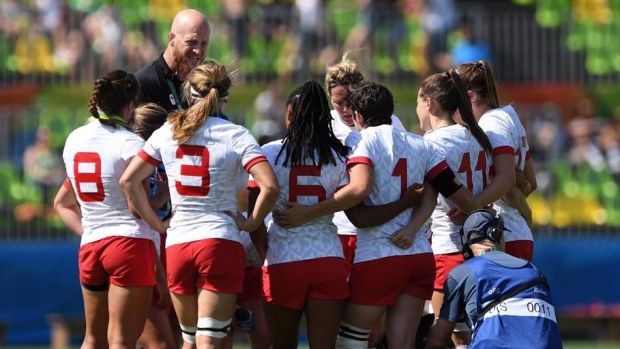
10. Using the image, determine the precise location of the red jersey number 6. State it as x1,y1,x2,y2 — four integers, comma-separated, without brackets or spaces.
288,165,326,203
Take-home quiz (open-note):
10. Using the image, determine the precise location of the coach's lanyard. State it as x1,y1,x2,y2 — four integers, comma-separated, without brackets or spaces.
166,78,183,110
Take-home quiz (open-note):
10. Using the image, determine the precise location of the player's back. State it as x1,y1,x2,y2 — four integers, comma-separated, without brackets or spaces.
330,110,406,236
261,140,348,265
141,116,266,245
425,125,491,252
479,105,527,170
63,121,151,245
479,105,532,241
346,125,442,262
502,105,529,171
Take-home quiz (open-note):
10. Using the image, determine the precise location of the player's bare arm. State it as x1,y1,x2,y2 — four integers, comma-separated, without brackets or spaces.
345,182,424,228
389,182,437,249
272,162,372,229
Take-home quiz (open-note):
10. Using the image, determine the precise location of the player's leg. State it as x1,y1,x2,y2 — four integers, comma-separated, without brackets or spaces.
80,286,109,349
384,294,426,348
78,241,110,349
196,289,238,349
262,260,315,348
107,237,157,348
240,298,271,349
107,284,153,349
304,257,348,349
167,242,199,349
138,305,177,349
170,293,198,349
384,252,435,349
433,252,470,347
305,298,345,349
336,303,385,349
264,301,304,349
194,239,245,349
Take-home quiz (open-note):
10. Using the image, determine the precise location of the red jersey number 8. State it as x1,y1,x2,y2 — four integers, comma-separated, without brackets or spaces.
175,145,211,196
288,165,326,203
73,152,105,202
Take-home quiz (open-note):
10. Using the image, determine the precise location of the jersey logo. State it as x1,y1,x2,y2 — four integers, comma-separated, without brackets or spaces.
169,94,176,106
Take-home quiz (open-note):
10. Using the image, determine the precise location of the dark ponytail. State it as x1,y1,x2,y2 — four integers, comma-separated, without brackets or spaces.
455,60,500,109
447,70,492,155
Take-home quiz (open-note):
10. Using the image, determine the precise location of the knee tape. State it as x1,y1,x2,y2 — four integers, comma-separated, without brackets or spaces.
179,324,197,344
335,322,370,349
197,317,232,339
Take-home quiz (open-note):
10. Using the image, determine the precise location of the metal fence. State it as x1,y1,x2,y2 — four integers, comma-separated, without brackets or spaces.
1,95,619,239
2,2,620,239
1,1,620,85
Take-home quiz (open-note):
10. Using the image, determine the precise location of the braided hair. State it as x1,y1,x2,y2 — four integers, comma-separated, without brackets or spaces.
276,81,349,167
87,70,138,128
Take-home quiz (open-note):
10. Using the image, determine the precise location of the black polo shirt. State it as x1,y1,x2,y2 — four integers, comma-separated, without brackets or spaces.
135,54,187,112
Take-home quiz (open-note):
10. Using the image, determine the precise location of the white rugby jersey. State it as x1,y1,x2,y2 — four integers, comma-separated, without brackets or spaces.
330,110,406,236
138,117,267,247
479,105,532,242
425,124,491,254
62,121,152,246
345,125,448,263
248,140,348,265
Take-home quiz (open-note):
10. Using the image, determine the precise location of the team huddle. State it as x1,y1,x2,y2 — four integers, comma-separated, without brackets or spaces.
52,8,563,349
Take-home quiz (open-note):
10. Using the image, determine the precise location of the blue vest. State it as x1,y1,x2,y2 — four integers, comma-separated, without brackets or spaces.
467,256,563,349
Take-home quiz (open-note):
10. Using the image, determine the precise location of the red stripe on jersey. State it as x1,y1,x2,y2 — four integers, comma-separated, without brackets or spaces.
525,150,531,160
63,178,73,191
347,156,373,168
425,160,450,182
247,179,258,189
492,146,514,157
244,155,267,172
138,150,162,166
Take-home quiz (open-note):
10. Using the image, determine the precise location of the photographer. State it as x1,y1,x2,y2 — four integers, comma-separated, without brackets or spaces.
426,210,562,349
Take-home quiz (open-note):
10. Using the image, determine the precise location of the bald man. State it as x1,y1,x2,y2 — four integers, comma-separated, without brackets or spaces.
135,9,211,112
